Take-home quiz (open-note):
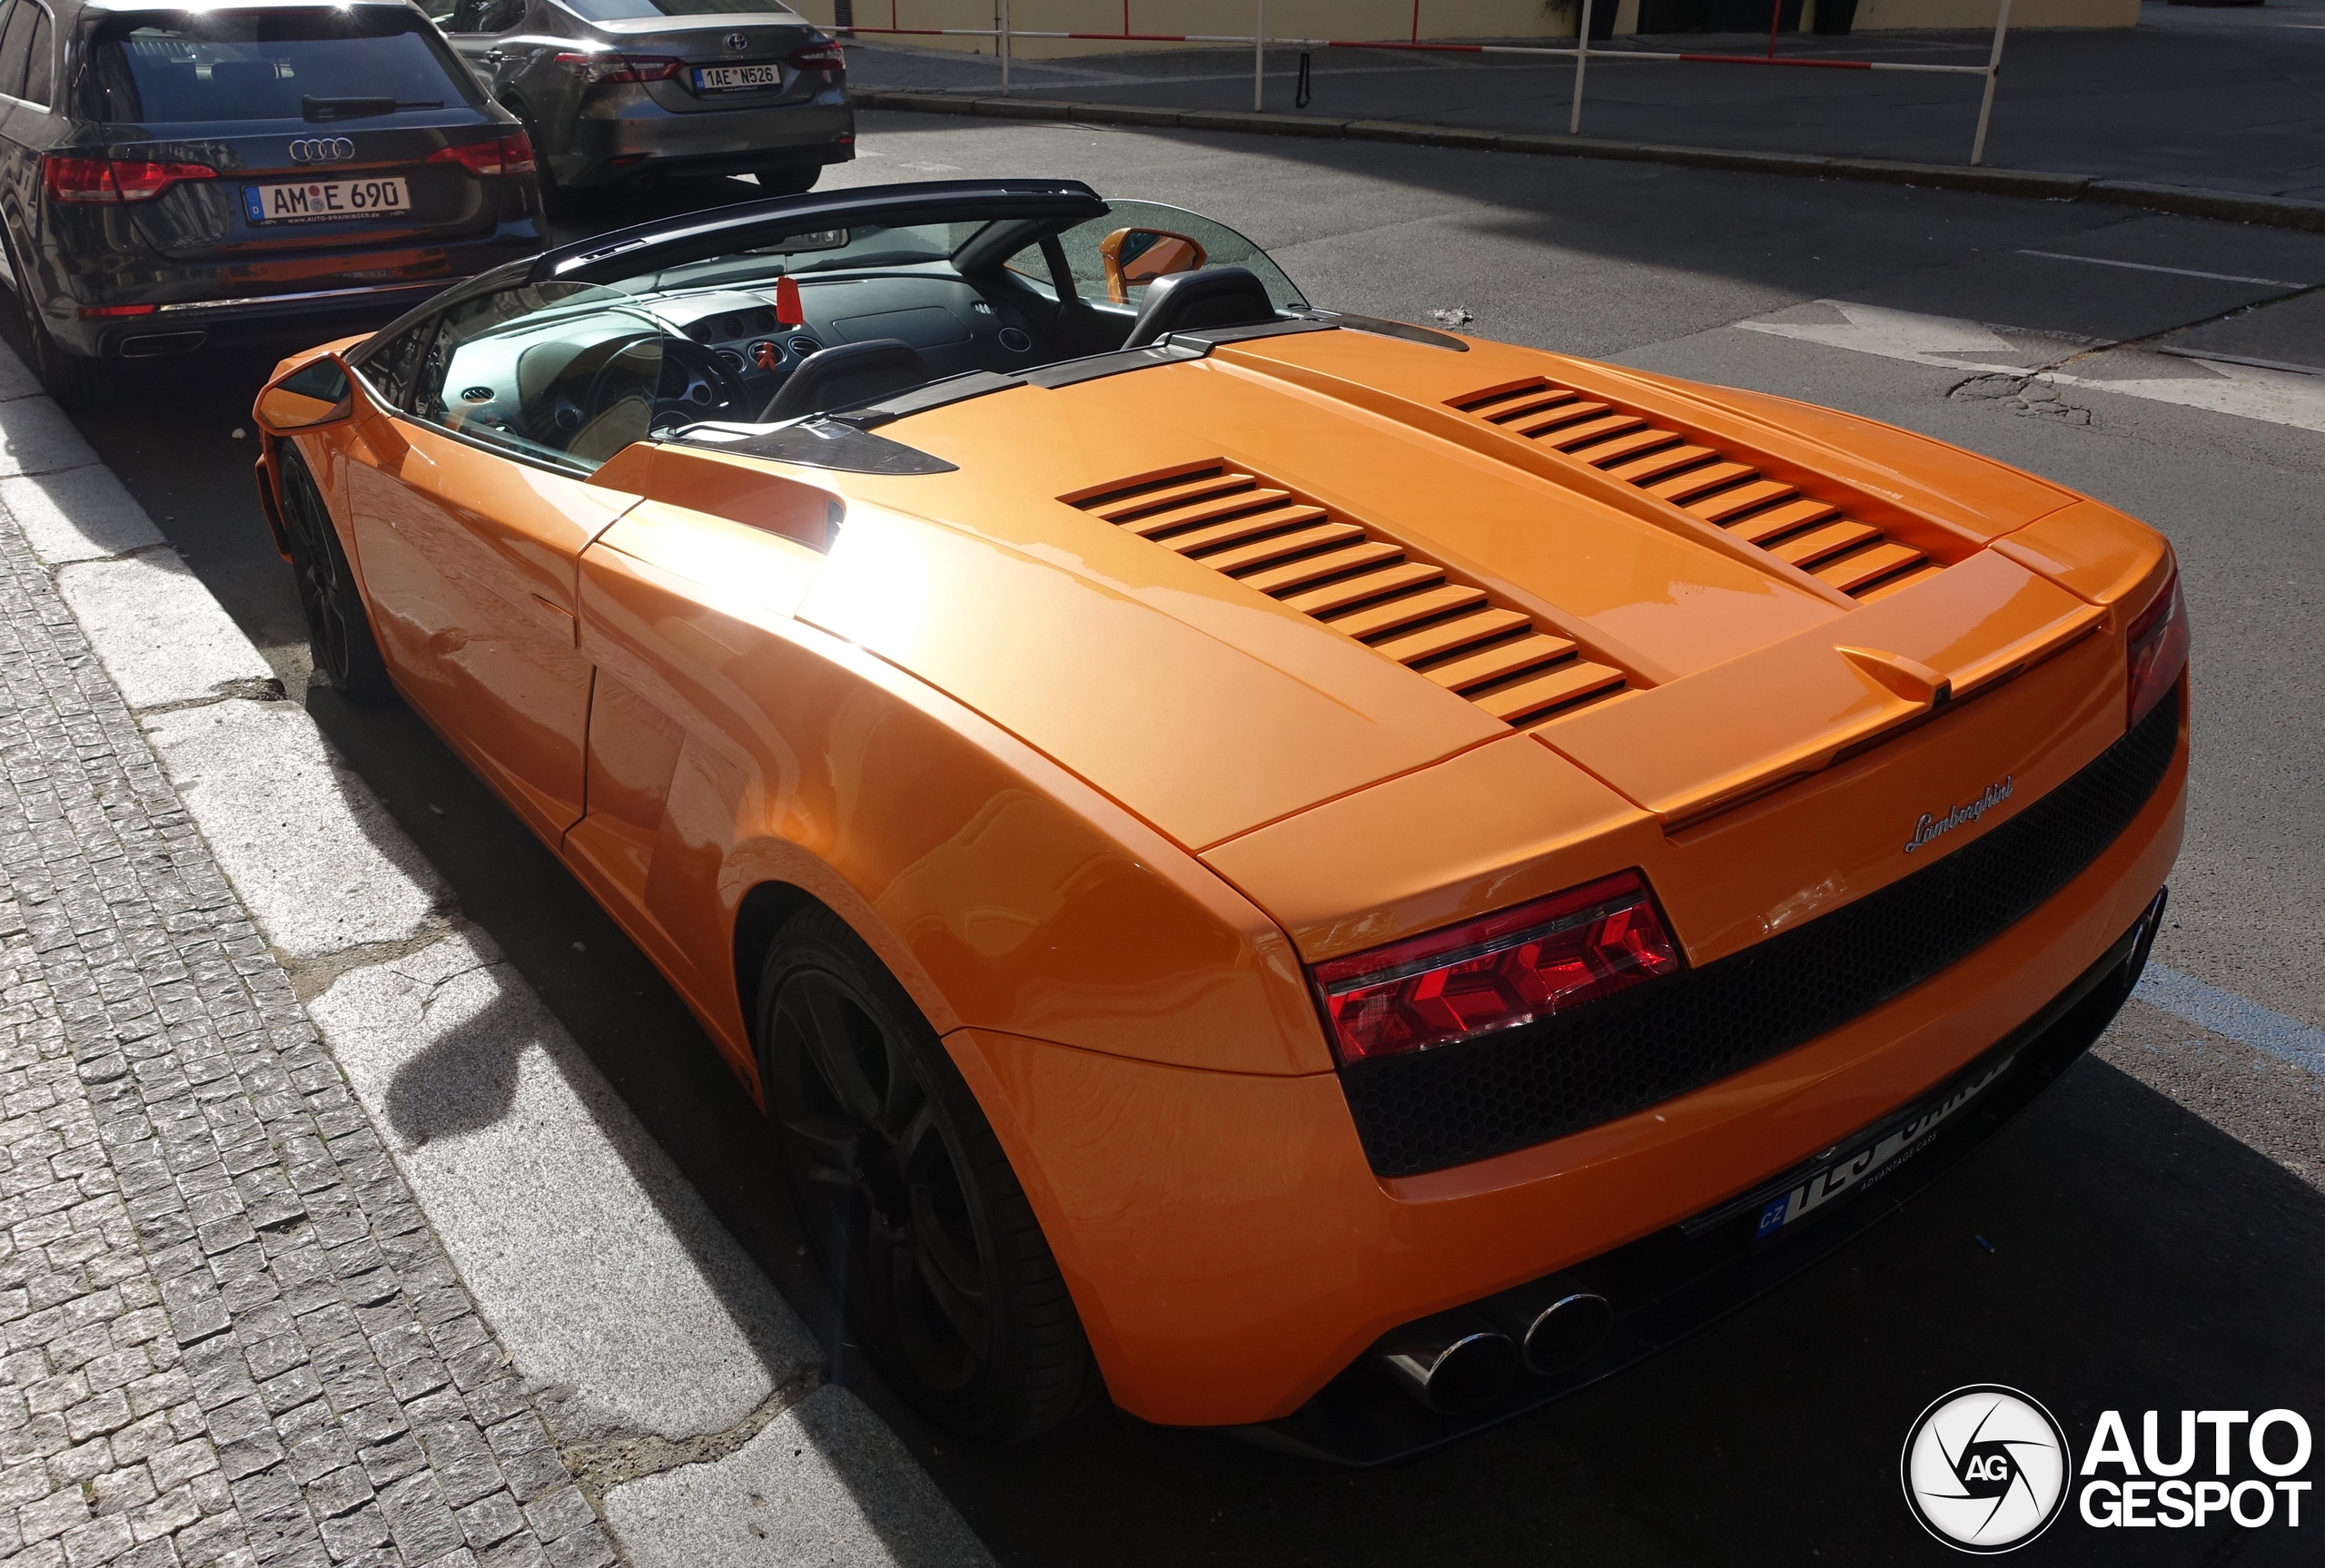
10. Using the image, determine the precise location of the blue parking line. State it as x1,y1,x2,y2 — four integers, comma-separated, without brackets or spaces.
2132,965,2325,1077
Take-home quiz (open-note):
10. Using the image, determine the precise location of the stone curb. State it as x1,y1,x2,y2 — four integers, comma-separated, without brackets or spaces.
851,87,2325,234
0,363,987,1567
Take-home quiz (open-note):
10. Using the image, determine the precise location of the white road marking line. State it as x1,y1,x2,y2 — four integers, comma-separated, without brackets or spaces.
2014,251,2311,290
1736,299,2325,434
2134,964,2325,1078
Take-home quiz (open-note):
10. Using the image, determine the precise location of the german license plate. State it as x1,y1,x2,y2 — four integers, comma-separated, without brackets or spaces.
1746,1054,2017,1238
693,63,779,91
242,177,410,225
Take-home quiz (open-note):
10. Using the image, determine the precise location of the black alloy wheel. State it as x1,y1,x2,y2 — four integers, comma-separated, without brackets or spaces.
278,445,393,704
753,165,820,196
757,907,1097,1441
5,231,113,409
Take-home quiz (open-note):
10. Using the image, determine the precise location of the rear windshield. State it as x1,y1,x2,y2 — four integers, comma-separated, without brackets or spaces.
83,6,479,123
562,0,801,18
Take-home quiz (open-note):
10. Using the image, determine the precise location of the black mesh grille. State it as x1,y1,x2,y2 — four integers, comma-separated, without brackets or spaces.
1340,691,2183,1178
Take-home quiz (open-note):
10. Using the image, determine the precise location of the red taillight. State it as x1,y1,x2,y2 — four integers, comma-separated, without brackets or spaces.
427,133,537,179
2124,564,2189,728
44,155,216,204
787,42,846,71
1311,872,1681,1063
554,51,681,84
79,304,158,319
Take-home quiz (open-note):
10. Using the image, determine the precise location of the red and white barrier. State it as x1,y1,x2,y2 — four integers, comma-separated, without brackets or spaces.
840,0,2020,166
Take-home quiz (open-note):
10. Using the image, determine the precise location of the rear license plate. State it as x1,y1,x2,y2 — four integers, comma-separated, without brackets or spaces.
693,63,779,91
1722,1053,2018,1240
242,177,410,225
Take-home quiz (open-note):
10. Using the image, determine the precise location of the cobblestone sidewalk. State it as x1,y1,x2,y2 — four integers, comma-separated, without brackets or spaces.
0,500,616,1568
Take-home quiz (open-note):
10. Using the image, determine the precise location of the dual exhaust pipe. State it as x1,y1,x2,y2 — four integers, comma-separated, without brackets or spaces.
1370,1277,1614,1416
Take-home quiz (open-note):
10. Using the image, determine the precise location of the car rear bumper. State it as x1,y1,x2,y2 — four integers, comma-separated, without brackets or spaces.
557,97,853,184
945,688,2189,1432
48,229,537,359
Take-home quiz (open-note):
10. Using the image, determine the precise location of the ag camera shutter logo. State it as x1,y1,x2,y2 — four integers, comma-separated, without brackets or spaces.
1901,1386,2071,1553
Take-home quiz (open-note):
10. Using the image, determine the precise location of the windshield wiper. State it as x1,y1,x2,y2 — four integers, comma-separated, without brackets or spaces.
302,95,444,122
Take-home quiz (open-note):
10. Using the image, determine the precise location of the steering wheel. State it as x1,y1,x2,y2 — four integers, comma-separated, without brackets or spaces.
652,337,751,429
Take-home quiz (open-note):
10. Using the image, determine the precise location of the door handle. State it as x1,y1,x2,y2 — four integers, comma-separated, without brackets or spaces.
483,48,507,64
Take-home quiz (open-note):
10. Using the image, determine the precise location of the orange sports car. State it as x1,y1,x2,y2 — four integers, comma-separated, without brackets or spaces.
250,179,2187,1464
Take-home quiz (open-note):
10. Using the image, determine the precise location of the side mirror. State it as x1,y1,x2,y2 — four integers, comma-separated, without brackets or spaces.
253,355,355,435
1099,226,1209,305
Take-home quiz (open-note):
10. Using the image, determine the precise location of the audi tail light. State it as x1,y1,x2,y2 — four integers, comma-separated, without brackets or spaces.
2124,564,2188,728
554,51,681,84
427,133,536,179
45,155,216,204
1311,872,1681,1063
788,42,846,71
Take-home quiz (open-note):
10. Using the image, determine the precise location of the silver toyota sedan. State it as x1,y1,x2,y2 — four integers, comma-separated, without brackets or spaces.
430,0,852,206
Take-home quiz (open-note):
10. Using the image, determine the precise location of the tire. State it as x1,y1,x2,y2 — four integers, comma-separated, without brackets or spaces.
757,907,1098,1442
753,165,820,196
6,233,112,409
509,103,577,220
277,444,394,705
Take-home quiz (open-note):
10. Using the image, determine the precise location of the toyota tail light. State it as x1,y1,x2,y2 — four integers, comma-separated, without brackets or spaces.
2124,564,2188,729
554,51,681,84
45,155,215,204
427,133,536,179
1311,872,1681,1064
788,42,846,71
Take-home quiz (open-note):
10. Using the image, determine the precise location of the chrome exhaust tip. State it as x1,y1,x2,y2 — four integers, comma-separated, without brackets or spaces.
1481,1275,1614,1376
1370,1310,1518,1415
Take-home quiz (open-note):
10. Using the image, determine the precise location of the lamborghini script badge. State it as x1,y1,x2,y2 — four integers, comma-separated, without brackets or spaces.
1905,776,2013,853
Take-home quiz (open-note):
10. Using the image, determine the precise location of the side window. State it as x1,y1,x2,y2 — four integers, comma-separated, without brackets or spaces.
0,2,33,100
1000,240,1063,301
20,5,47,106
406,283,666,473
447,0,522,34
358,317,440,410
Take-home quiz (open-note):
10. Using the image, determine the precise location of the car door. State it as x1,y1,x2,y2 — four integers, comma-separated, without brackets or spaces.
343,284,650,841
437,0,528,96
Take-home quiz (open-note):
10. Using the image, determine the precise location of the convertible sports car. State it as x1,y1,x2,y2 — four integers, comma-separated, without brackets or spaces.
251,179,2188,1463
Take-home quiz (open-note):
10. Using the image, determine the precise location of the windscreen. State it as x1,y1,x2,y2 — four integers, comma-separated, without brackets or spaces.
83,7,479,123
562,0,803,18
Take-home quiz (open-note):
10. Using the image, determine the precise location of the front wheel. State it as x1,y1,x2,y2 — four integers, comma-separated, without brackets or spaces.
6,233,112,408
757,907,1098,1442
752,165,821,196
279,444,394,705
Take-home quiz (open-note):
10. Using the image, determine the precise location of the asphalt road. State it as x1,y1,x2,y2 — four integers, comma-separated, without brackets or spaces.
58,118,2325,1565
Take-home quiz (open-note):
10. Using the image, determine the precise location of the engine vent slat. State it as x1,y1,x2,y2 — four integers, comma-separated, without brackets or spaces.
1204,522,1371,577
1064,460,1637,727
1235,537,1403,593
1281,560,1445,617
1420,631,1579,692
1449,377,1945,602
1371,606,1536,666
1470,658,1629,725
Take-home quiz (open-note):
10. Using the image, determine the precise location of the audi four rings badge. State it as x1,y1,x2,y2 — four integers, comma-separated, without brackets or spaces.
289,138,356,163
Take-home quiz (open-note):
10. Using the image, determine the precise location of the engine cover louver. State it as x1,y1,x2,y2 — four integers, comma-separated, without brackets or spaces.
1449,378,1944,602
1062,460,1632,727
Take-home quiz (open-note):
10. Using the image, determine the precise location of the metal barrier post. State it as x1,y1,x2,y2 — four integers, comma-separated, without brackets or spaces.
1969,0,2012,165
999,0,1011,94
1255,0,1266,109
1570,0,1594,134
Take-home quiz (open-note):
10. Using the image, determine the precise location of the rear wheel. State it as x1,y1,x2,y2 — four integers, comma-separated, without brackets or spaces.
757,907,1098,1442
279,444,393,705
752,165,820,196
508,102,577,220
5,232,113,409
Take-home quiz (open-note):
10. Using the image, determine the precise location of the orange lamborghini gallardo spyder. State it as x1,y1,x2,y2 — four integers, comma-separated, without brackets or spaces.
252,180,2187,1464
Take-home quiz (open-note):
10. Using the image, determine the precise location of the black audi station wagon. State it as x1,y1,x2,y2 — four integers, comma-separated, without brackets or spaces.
0,0,541,403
